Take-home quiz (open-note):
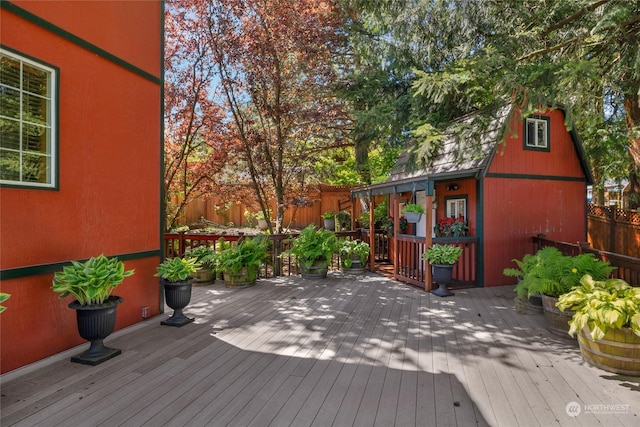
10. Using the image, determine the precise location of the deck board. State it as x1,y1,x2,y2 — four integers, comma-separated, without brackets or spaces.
2,273,639,426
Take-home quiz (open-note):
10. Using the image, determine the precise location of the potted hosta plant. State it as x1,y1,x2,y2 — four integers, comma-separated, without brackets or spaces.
404,203,425,223
185,246,218,285
557,275,640,375
155,257,200,327
52,254,134,365
0,292,10,313
422,244,463,297
285,224,339,279
321,211,336,231
218,236,269,287
339,239,370,274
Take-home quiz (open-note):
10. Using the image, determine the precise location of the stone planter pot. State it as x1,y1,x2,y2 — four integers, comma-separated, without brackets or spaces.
541,294,573,338
301,259,329,279
223,266,258,288
405,212,422,223
341,257,367,274
258,219,268,231
161,279,194,327
323,218,335,231
577,326,640,376
431,263,454,297
68,296,123,365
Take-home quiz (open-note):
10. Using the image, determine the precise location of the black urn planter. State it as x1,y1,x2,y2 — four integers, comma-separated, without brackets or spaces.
68,296,123,365
161,279,194,327
431,263,455,297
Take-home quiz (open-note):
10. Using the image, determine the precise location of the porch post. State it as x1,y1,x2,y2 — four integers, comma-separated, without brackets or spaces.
424,187,434,292
368,195,375,272
393,191,399,280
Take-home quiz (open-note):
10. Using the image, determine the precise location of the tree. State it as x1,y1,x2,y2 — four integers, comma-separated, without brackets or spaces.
164,4,232,229
352,0,639,207
169,0,349,233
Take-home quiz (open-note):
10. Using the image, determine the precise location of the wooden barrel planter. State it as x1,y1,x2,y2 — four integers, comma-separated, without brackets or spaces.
541,294,574,338
223,266,258,288
577,327,640,376
192,267,214,285
301,259,329,279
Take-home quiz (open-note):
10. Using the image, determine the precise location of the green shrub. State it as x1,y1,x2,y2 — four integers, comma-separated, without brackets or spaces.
285,225,339,268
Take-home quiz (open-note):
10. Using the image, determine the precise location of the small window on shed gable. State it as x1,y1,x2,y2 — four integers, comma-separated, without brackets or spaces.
524,116,549,151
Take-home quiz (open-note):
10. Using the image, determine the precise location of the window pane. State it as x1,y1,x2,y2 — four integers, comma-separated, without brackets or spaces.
0,86,21,119
23,93,48,125
527,120,536,146
536,121,545,146
0,56,20,89
23,64,49,96
23,123,48,154
0,149,20,180
22,152,49,183
0,118,20,149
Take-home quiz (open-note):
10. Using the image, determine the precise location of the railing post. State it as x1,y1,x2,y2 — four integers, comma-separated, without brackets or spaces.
178,231,186,258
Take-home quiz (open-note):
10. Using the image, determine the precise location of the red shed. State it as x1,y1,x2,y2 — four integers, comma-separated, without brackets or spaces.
0,1,163,373
352,105,593,290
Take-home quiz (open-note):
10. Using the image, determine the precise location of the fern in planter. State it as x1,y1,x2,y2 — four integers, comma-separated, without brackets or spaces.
218,236,269,274
285,225,339,268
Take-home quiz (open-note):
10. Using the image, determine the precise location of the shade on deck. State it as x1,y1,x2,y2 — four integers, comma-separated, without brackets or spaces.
1,273,638,426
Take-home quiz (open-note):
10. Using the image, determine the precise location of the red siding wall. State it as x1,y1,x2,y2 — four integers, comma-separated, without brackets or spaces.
483,109,588,286
0,1,162,373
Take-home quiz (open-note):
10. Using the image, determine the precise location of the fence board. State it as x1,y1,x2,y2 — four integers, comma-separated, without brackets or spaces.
587,203,640,257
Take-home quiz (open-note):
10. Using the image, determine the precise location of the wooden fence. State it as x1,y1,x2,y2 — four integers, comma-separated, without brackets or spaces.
533,234,640,286
176,185,357,230
588,203,640,257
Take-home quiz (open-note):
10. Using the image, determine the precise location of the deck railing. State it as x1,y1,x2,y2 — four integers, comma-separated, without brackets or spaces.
396,235,478,288
533,234,640,286
164,230,361,278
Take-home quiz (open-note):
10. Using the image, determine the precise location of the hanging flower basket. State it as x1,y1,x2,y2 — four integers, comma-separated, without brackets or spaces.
405,212,422,223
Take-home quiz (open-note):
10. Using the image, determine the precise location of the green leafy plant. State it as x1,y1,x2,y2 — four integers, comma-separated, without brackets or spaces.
0,293,10,313
185,246,218,268
339,239,370,267
508,247,616,298
285,225,339,268
52,255,135,305
155,257,200,282
218,236,269,274
557,275,640,340
422,244,463,265
404,203,425,214
321,211,335,219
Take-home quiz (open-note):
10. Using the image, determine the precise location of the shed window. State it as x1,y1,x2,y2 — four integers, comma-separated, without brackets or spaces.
446,197,467,220
525,116,549,151
0,48,57,188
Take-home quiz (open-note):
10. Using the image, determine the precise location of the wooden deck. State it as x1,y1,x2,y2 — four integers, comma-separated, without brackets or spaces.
1,273,639,426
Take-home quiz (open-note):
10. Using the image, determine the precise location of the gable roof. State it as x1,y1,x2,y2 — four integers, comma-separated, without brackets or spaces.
352,105,593,198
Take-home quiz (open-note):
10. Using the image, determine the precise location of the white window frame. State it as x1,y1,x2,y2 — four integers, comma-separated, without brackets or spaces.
446,197,467,220
525,116,549,150
0,47,57,189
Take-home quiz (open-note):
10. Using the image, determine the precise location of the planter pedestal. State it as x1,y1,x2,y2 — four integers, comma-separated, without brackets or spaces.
431,264,454,297
161,280,194,327
69,296,123,365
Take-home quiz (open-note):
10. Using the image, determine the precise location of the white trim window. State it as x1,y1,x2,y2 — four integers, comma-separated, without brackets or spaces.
525,116,549,149
0,48,57,188
446,197,467,220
